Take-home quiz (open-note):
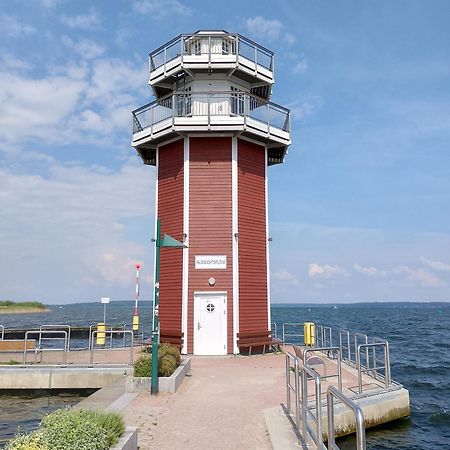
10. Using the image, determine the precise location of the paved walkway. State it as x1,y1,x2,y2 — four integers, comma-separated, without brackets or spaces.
122,354,286,450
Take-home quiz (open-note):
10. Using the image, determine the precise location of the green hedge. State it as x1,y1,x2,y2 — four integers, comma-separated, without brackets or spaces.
7,409,124,450
133,343,180,378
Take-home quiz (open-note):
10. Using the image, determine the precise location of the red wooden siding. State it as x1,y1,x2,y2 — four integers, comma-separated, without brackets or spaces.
237,139,268,332
158,139,184,335
188,137,233,353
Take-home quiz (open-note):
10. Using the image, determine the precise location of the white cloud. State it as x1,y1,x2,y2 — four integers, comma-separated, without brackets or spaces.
0,57,147,148
0,161,154,301
60,8,100,30
0,69,86,145
293,58,308,74
308,263,348,279
1,53,32,71
0,14,36,37
394,266,445,288
288,99,320,120
353,264,387,277
245,16,283,42
62,36,106,59
420,257,450,273
244,16,296,47
132,0,191,17
272,269,299,285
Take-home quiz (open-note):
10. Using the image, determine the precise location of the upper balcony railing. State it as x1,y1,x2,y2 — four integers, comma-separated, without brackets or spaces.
132,91,290,137
149,33,274,74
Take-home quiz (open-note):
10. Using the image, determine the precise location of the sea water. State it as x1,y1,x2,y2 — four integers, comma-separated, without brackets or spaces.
0,301,449,449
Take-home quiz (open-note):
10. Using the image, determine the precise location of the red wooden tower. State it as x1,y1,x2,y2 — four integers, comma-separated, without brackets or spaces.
132,31,291,355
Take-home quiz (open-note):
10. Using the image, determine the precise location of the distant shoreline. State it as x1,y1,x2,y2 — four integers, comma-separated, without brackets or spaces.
0,307,49,315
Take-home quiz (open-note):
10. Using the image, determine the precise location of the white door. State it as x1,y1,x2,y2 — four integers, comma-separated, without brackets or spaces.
193,293,227,355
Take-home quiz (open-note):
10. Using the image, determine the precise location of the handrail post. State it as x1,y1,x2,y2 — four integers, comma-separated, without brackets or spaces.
301,366,308,439
294,357,300,430
286,354,291,413
327,390,335,450
385,341,391,387
356,344,362,394
315,374,323,443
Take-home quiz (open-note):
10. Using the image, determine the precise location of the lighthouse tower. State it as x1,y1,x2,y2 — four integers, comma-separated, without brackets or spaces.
132,31,291,355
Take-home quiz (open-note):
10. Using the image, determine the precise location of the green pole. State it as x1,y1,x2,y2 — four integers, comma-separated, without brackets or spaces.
151,218,161,395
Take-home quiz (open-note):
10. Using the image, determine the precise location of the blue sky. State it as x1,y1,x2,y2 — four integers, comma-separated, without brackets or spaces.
1,0,449,303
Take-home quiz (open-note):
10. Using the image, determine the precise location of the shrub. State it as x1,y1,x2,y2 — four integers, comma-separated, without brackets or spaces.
40,409,109,450
7,409,125,450
133,344,180,377
72,410,125,447
6,431,48,450
134,353,152,377
158,343,181,365
158,354,177,377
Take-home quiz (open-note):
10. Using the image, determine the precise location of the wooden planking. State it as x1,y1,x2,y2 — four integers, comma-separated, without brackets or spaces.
158,140,184,334
188,137,234,353
237,139,268,332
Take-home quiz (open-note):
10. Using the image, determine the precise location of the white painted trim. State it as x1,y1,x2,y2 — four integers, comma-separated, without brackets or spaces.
193,291,228,355
152,148,159,333
184,132,235,138
265,146,271,330
231,136,239,354
155,135,184,148
181,137,189,354
237,134,266,148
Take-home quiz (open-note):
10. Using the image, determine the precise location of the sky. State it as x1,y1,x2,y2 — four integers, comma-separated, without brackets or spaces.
1,0,450,304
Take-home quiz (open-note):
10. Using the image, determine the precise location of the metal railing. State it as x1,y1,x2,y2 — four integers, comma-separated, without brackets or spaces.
327,386,366,450
90,330,134,365
149,33,274,73
282,323,304,344
303,346,343,393
286,351,301,431
285,351,365,450
39,325,71,350
24,330,68,364
316,325,333,348
302,363,325,448
339,330,351,362
132,91,290,135
356,342,391,394
271,322,278,339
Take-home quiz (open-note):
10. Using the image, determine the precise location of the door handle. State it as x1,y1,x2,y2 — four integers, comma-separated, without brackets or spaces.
197,322,202,330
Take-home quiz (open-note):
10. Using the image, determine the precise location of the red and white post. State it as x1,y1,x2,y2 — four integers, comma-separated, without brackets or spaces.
132,263,141,336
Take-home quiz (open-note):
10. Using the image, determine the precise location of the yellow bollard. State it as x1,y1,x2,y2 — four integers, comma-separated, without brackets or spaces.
96,322,106,346
304,322,315,346
132,315,139,332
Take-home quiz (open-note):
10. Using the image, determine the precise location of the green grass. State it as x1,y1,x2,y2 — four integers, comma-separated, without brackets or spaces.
0,300,46,309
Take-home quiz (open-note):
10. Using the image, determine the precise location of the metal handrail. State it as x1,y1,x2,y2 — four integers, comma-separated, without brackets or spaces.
303,346,343,392
149,33,274,72
0,325,4,340
282,323,304,344
356,342,391,394
132,91,290,134
354,332,369,369
89,323,114,350
302,364,326,449
39,325,71,350
24,330,68,364
271,322,278,339
339,329,351,362
285,352,301,431
327,386,366,450
284,350,367,450
90,330,134,365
